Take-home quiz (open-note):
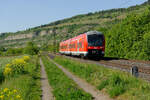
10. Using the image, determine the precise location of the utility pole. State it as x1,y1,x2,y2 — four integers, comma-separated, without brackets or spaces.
53,28,56,54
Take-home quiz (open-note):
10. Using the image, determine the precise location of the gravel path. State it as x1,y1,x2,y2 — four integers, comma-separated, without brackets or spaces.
40,58,55,100
48,56,112,100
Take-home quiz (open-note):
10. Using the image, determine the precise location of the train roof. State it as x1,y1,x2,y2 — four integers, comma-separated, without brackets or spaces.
85,31,103,35
60,31,103,44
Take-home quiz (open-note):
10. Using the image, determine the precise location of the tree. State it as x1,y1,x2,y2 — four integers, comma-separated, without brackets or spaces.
148,0,150,4
0,46,5,52
24,42,39,55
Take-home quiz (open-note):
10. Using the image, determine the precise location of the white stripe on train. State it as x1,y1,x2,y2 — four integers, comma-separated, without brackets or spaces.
59,51,104,56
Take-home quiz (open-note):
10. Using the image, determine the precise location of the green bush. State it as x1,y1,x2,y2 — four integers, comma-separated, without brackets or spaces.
0,68,4,83
0,51,3,56
3,56,31,78
105,7,150,60
24,42,39,55
1,48,24,56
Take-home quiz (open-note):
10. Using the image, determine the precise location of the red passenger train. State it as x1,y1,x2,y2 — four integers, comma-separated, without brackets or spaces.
59,31,105,58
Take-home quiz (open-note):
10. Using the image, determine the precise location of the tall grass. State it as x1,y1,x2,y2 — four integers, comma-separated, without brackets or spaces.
41,56,92,100
0,56,41,100
54,56,150,100
0,56,23,68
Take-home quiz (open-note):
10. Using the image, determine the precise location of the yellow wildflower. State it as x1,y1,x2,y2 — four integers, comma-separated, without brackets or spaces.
23,56,30,61
0,95,4,99
3,67,12,76
13,89,17,93
16,95,21,98
13,59,26,65
3,88,9,92
6,64,11,67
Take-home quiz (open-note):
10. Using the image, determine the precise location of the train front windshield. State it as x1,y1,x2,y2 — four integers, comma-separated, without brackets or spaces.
88,34,103,46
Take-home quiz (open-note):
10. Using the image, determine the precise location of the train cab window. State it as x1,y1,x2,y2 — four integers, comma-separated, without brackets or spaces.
88,34,103,46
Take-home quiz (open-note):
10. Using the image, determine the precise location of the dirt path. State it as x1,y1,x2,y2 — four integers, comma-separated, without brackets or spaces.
48,57,112,100
40,58,55,100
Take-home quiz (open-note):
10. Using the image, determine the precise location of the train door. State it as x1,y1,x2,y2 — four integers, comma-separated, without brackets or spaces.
77,39,79,53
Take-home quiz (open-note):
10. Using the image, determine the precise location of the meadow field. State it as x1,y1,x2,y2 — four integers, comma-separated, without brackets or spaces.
0,55,41,100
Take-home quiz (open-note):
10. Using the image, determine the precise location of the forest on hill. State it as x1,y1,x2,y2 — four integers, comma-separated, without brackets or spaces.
105,7,150,60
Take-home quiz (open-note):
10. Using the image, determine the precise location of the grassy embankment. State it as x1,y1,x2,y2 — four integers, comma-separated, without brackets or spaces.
54,55,150,100
0,55,41,100
41,56,93,100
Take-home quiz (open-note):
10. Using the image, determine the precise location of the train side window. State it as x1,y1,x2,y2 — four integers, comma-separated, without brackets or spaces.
73,43,75,48
78,42,80,48
77,42,82,48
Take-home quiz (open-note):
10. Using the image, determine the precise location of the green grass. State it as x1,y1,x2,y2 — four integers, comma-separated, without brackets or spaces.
54,55,150,100
41,56,93,100
1,75,33,99
0,55,24,83
0,56,41,100
0,56,23,68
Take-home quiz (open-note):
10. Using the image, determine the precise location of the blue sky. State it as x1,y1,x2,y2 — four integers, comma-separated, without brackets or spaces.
0,0,147,33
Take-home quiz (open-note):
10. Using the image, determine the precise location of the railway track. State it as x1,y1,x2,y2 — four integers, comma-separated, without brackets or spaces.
49,53,150,81
99,60,150,74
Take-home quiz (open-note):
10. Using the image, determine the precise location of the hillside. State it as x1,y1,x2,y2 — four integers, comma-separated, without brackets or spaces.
106,6,150,60
0,1,148,48
0,1,150,60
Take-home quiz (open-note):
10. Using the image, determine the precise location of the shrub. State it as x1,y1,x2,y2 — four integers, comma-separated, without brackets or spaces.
3,56,30,78
105,7,150,60
0,51,3,56
5,48,24,56
24,42,39,55
11,58,27,74
3,66,12,78
23,56,30,62
0,68,4,83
